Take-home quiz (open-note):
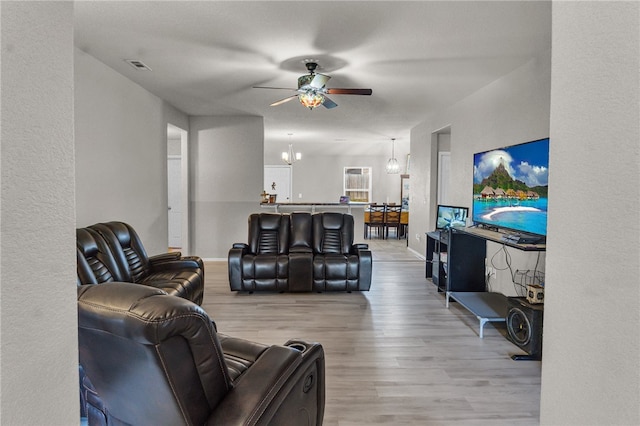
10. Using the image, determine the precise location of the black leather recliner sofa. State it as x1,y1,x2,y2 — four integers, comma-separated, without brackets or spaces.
76,221,204,304
228,212,372,292
78,282,325,425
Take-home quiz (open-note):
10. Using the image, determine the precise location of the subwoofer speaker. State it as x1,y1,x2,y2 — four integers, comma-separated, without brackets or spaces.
506,297,544,361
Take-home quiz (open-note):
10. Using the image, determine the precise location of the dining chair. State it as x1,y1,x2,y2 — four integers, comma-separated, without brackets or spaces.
384,204,403,239
365,204,386,239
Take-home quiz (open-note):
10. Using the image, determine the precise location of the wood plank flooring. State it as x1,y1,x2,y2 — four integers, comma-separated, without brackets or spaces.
201,239,541,425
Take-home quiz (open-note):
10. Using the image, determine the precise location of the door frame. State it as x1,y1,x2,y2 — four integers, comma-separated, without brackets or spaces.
167,124,190,254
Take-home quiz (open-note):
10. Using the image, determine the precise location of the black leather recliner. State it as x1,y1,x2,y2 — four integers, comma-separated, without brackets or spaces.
312,212,372,292
76,227,123,285
228,213,291,292
76,222,204,305
78,283,325,426
228,212,372,292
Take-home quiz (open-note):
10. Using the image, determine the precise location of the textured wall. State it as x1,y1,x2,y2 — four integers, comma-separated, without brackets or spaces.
408,49,552,296
540,3,640,424
1,2,78,423
74,49,189,255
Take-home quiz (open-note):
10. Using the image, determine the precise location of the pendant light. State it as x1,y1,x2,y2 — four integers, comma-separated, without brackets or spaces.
385,138,400,174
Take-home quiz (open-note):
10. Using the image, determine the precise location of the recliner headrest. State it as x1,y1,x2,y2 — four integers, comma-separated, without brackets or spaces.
78,283,216,344
320,212,345,229
259,213,283,230
76,228,100,256
102,221,133,246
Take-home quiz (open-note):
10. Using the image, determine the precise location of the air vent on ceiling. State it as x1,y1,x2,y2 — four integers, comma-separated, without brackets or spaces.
124,59,152,71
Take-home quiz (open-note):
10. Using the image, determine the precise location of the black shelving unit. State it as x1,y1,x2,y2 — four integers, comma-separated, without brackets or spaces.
425,229,486,293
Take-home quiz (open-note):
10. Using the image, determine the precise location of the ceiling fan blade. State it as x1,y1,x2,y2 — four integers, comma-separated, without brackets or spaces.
310,74,330,89
270,95,298,107
253,86,297,91
322,96,338,109
325,88,373,95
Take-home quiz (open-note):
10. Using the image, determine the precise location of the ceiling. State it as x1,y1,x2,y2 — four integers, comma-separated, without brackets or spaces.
73,1,551,156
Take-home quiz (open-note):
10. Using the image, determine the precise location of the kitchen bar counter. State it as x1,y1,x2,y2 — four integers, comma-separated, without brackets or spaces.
260,203,367,242
260,202,366,214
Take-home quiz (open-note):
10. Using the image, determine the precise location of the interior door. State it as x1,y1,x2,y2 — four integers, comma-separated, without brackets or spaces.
167,156,182,248
438,152,451,205
264,165,292,202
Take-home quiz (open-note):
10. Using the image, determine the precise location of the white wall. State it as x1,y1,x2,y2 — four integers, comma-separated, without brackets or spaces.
190,116,264,258
409,50,552,295
264,141,410,205
294,155,408,205
74,49,189,254
540,2,639,424
1,2,78,424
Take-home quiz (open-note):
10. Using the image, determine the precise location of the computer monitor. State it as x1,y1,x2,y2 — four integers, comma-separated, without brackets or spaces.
436,205,469,230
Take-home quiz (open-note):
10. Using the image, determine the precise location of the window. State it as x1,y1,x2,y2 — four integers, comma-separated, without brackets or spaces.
343,167,372,203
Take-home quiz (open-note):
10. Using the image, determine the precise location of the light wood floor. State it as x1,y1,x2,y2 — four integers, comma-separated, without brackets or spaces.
202,239,541,425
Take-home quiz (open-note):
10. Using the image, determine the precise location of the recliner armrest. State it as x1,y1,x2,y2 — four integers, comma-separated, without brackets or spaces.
228,246,250,291
149,252,182,263
207,342,325,426
149,258,203,271
352,245,372,291
351,244,371,256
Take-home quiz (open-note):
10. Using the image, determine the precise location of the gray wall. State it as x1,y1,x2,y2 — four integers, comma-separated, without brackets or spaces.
1,2,78,424
409,50,552,295
75,48,189,254
540,2,639,424
189,115,264,258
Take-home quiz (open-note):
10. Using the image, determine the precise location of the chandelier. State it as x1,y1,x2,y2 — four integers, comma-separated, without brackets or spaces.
385,138,400,174
282,134,301,165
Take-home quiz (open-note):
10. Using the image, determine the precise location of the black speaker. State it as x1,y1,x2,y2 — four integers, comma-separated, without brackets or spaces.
506,297,544,360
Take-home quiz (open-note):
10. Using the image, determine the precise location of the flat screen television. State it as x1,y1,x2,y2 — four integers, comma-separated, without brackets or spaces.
472,138,549,237
436,205,469,230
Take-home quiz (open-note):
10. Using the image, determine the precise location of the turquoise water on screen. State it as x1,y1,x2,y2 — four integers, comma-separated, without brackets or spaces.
472,197,548,236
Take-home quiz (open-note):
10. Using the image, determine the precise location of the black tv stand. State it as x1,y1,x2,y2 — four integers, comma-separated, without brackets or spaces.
500,233,545,245
460,227,546,251
476,223,500,232
426,227,546,340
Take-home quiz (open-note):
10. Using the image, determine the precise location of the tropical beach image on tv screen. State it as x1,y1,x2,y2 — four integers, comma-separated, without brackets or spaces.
472,138,549,236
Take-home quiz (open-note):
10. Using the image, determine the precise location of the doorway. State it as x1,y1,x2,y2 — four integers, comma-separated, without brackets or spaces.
435,128,452,206
264,165,292,203
167,124,189,253
438,151,451,205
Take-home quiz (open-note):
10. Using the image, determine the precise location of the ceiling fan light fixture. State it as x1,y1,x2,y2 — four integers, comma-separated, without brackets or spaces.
253,61,371,110
299,92,324,110
386,138,400,174
298,74,314,89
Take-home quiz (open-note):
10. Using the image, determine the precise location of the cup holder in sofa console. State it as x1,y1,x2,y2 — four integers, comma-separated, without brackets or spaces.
288,343,307,352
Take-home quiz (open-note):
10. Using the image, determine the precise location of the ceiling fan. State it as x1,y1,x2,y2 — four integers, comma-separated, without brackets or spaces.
253,62,372,110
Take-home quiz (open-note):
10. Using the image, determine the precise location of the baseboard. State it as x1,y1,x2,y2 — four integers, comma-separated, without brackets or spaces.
407,247,426,260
